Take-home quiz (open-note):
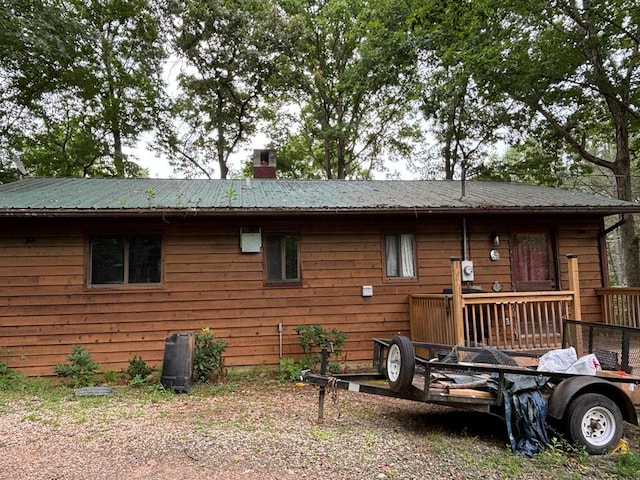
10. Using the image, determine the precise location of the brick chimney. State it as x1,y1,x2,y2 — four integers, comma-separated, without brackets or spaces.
253,149,276,179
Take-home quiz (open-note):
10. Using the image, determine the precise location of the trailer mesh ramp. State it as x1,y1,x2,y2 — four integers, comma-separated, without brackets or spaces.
438,347,518,370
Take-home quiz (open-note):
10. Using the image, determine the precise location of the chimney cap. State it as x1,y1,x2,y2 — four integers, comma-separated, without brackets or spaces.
253,149,276,178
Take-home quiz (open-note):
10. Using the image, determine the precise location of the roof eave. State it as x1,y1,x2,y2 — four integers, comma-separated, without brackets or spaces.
0,205,638,217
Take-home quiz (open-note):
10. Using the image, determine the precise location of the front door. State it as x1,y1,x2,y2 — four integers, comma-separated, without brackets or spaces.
511,230,557,291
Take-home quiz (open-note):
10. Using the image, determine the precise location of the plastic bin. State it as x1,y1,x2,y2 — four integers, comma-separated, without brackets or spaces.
160,332,195,393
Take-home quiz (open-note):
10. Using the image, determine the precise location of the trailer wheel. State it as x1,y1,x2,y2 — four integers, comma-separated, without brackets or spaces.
565,393,623,455
386,336,415,393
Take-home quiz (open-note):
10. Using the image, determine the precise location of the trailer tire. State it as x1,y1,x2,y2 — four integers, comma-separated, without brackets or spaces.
565,392,623,455
386,336,415,393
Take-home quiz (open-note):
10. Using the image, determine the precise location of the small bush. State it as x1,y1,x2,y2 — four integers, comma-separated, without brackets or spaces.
0,362,24,389
53,345,100,387
124,356,154,381
279,357,303,383
294,324,347,372
101,370,121,384
193,328,228,383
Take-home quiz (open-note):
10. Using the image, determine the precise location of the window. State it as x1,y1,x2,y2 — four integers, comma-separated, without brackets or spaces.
265,234,299,283
385,234,416,278
90,236,161,286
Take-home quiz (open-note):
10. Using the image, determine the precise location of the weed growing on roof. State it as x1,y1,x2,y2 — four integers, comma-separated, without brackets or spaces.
223,188,238,207
53,345,100,387
145,188,156,206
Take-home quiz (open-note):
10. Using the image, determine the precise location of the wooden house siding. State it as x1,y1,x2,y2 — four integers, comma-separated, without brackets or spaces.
0,214,607,376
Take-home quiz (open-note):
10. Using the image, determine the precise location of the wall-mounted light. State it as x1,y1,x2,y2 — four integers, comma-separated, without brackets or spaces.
490,233,499,247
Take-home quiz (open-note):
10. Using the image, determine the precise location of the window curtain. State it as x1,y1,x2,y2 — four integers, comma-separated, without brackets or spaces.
385,235,399,276
400,234,415,277
385,234,415,278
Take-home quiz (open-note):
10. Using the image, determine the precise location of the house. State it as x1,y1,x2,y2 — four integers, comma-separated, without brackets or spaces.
0,175,639,376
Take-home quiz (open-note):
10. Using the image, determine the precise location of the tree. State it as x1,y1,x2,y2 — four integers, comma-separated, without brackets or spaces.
417,64,507,181
0,0,80,168
273,0,421,179
62,0,167,177
163,0,294,179
1,0,167,179
414,0,640,285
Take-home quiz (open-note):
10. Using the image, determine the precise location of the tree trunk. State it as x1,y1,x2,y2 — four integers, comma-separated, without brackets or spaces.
216,90,228,179
613,159,640,286
113,128,125,178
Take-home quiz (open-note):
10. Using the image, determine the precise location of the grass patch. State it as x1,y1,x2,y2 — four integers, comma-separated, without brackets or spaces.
614,451,640,478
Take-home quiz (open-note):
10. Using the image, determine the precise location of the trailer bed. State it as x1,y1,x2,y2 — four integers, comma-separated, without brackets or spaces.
302,336,640,454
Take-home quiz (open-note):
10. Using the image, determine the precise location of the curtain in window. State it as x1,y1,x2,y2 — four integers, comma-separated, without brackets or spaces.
385,234,415,278
385,235,399,277
400,234,415,277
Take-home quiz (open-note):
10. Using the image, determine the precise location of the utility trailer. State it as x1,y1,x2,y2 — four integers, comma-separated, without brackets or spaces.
303,334,640,455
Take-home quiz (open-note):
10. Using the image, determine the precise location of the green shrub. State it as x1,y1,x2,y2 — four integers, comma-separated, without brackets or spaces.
193,328,228,383
294,324,347,372
279,357,303,382
100,370,120,384
0,362,24,389
124,356,154,381
53,345,100,387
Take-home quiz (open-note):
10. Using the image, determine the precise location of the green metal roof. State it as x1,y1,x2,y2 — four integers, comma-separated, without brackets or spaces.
0,177,637,216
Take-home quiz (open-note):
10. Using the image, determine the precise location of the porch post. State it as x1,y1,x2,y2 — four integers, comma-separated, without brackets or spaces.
450,257,465,346
567,254,583,356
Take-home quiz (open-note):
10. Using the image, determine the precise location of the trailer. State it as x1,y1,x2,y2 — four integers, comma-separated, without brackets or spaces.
303,332,640,455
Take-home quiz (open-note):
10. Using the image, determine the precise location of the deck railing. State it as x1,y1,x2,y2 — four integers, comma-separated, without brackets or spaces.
409,255,581,352
595,287,640,328
410,292,572,351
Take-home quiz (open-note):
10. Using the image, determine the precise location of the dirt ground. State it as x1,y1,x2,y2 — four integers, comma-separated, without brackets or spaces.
0,377,638,479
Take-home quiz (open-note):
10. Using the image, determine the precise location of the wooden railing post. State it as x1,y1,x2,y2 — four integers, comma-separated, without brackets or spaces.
567,254,583,356
450,257,465,346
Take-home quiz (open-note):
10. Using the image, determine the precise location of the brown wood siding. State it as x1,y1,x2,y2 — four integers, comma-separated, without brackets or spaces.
0,214,606,376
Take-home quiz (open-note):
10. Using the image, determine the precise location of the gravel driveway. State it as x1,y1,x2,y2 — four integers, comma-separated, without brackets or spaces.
0,377,637,479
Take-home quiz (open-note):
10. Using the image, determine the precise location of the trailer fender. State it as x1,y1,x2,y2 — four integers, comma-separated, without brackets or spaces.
547,376,637,426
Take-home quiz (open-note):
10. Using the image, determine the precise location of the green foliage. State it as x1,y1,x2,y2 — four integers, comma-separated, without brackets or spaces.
412,0,640,283
278,357,303,383
145,188,156,207
271,0,421,179
164,0,295,179
472,139,594,188
223,188,238,207
1,0,167,178
615,451,640,478
294,324,347,373
0,362,24,389
193,328,228,383
124,356,155,383
100,370,121,384
53,345,100,387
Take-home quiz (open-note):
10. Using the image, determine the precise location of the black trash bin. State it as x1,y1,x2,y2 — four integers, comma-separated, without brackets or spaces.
161,332,195,393
443,287,488,344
